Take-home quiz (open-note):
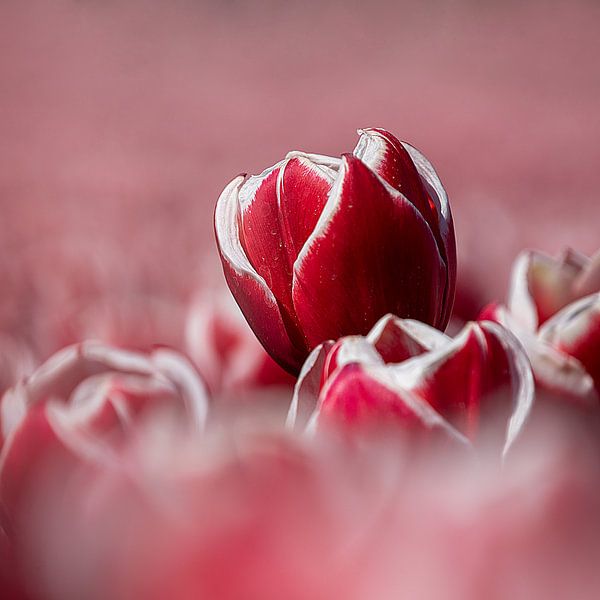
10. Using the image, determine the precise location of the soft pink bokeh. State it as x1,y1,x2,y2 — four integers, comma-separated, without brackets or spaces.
1,0,599,363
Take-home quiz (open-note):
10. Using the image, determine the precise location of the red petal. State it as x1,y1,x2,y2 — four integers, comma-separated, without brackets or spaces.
353,129,435,230
0,405,78,524
317,363,468,450
215,175,305,373
508,249,590,331
481,303,598,404
402,141,456,329
237,159,333,354
320,364,428,428
366,314,450,364
354,129,457,330
410,325,489,437
539,294,600,392
286,341,334,430
574,250,600,298
277,157,333,262
359,321,534,454
237,164,302,343
292,155,445,348
319,364,452,430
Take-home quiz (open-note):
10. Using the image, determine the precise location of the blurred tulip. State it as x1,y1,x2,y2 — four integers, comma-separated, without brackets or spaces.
12,407,600,600
482,249,600,403
185,288,293,394
0,341,208,525
287,314,533,457
215,128,456,374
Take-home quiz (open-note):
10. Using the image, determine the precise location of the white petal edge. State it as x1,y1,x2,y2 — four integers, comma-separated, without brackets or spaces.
237,160,285,214
151,348,209,431
479,321,535,458
353,128,390,174
214,175,283,312
538,292,600,347
575,249,600,297
401,141,451,240
287,341,334,430
489,305,597,404
507,250,540,332
291,156,444,298
366,314,451,355
285,150,341,174
323,362,471,446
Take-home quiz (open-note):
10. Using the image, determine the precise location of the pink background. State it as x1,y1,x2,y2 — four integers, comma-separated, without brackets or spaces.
1,0,599,346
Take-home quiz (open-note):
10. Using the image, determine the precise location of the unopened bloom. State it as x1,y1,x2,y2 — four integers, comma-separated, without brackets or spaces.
482,249,600,403
185,288,293,394
0,342,208,524
287,314,533,457
215,128,456,374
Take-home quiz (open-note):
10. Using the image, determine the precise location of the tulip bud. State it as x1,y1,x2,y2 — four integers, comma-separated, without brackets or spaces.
287,314,534,458
0,342,209,525
482,248,600,402
215,128,456,373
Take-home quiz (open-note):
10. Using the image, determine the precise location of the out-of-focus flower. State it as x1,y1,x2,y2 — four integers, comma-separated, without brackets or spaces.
215,128,456,374
482,249,600,403
287,314,533,457
185,288,293,394
0,341,208,525
11,409,600,600
0,335,36,397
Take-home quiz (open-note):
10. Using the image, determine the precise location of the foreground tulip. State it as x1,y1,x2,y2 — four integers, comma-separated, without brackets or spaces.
482,249,600,403
287,314,533,457
215,128,456,373
14,401,600,600
0,342,208,525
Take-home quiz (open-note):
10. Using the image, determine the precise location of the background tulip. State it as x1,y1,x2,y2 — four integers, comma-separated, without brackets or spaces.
0,342,208,527
482,249,600,403
215,128,456,374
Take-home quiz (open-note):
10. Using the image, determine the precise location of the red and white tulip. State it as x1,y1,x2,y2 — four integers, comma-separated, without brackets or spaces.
287,314,533,457
215,128,456,374
482,249,600,403
0,342,208,524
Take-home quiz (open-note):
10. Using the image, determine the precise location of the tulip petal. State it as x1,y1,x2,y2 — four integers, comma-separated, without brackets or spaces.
481,304,598,404
397,324,490,437
479,321,535,455
292,155,445,348
286,341,334,430
276,157,334,265
151,349,209,430
574,250,600,298
236,159,334,360
0,405,77,522
366,314,450,364
539,293,600,391
402,141,456,329
354,129,456,330
353,129,435,230
215,175,304,372
237,164,303,342
508,249,590,331
317,363,469,446
368,321,533,454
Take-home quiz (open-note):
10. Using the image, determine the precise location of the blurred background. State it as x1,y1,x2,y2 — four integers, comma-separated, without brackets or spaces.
1,0,599,365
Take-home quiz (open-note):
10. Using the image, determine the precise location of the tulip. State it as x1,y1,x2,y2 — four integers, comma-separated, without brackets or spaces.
287,314,533,457
185,287,293,394
215,128,456,374
0,341,208,525
482,249,600,403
